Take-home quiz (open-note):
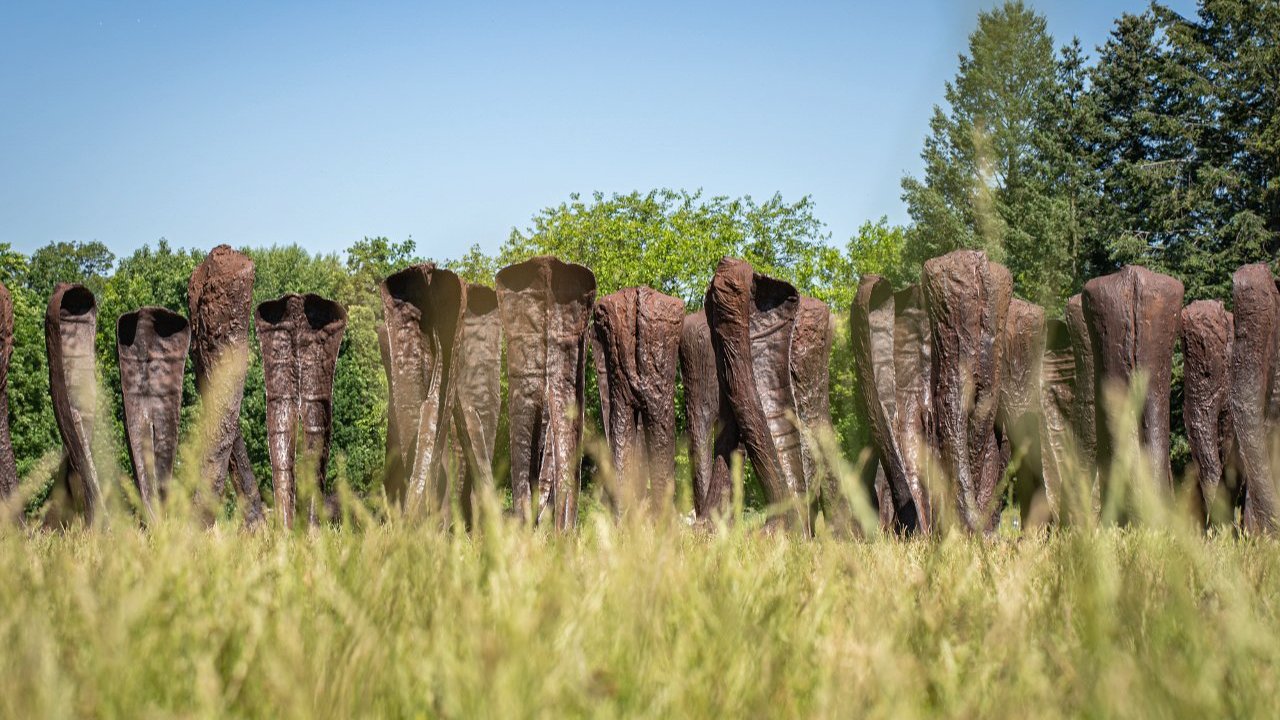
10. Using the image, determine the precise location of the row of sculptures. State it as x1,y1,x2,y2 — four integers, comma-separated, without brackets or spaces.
0,245,1275,534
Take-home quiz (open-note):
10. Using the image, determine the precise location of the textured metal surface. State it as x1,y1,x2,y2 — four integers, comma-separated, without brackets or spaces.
189,245,264,525
706,258,807,532
892,285,934,533
255,293,347,527
1181,300,1236,527
679,309,735,522
378,263,465,515
1082,265,1184,497
116,307,190,516
850,275,918,533
1230,263,1279,534
453,283,502,526
46,283,103,524
999,298,1045,523
921,250,1012,533
0,282,15,500
496,256,596,529
1039,319,1075,521
792,296,847,535
591,286,684,515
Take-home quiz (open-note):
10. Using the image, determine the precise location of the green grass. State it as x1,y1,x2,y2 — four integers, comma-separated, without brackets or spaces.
3,515,1280,718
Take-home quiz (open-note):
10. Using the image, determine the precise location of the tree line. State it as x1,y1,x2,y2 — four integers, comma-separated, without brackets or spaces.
0,0,1274,504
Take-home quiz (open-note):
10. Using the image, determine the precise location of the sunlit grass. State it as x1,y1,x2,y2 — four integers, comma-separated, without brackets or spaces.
4,367,1279,717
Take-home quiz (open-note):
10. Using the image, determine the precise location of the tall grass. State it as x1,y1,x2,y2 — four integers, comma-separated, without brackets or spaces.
2,513,1279,717
3,369,1279,717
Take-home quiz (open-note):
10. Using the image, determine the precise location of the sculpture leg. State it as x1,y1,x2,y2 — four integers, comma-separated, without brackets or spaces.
1040,319,1076,523
921,251,1012,533
707,258,806,532
1231,263,1280,534
1082,266,1184,504
46,283,103,525
1181,300,1234,528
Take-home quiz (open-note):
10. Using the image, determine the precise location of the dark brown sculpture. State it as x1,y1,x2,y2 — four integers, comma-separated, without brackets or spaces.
46,283,104,524
706,257,808,532
1230,263,1280,534
679,309,736,522
849,276,922,533
378,264,465,515
1064,293,1098,514
0,281,15,500
496,256,596,529
792,296,850,534
921,250,1012,533
1082,265,1183,497
255,293,347,527
453,283,503,526
591,286,685,515
116,307,191,516
999,298,1045,522
189,245,264,525
1039,318,1075,521
1181,300,1237,527
893,285,934,533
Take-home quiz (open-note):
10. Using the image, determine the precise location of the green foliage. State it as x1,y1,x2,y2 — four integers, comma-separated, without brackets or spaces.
497,189,844,307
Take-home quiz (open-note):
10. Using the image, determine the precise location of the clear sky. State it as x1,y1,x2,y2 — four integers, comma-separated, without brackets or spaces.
1,0,1197,260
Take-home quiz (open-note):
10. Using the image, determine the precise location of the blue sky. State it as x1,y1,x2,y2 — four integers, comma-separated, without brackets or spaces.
1,0,1197,260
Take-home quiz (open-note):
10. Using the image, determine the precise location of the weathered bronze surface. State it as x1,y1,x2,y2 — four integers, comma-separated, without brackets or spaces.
255,293,347,527
116,307,190,516
46,283,103,524
706,258,808,532
893,285,934,533
679,309,736,521
453,283,502,526
1082,265,1184,496
1230,263,1279,534
922,250,1012,533
1039,318,1075,521
0,282,15,500
189,245,264,525
792,296,849,534
496,256,596,529
592,286,685,515
849,275,919,533
999,298,1045,522
1181,300,1236,527
378,264,465,515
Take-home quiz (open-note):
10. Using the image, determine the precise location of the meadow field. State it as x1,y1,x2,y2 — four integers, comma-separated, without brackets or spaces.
3,508,1279,718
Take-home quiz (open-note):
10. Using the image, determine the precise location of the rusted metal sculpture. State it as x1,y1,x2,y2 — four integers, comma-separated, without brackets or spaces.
189,245,264,525
1039,318,1075,521
591,286,685,515
453,283,503,526
706,257,808,532
792,296,850,534
850,275,925,533
378,264,465,515
893,285,934,532
255,293,347,527
1064,293,1099,515
1082,266,1183,497
1181,300,1237,527
921,250,1012,533
46,283,103,524
0,282,15,500
496,256,596,529
680,309,735,522
116,307,190,516
999,298,1045,522
1230,263,1280,534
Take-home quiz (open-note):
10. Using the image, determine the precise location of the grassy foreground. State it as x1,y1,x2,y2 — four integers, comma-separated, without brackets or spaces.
2,513,1280,718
